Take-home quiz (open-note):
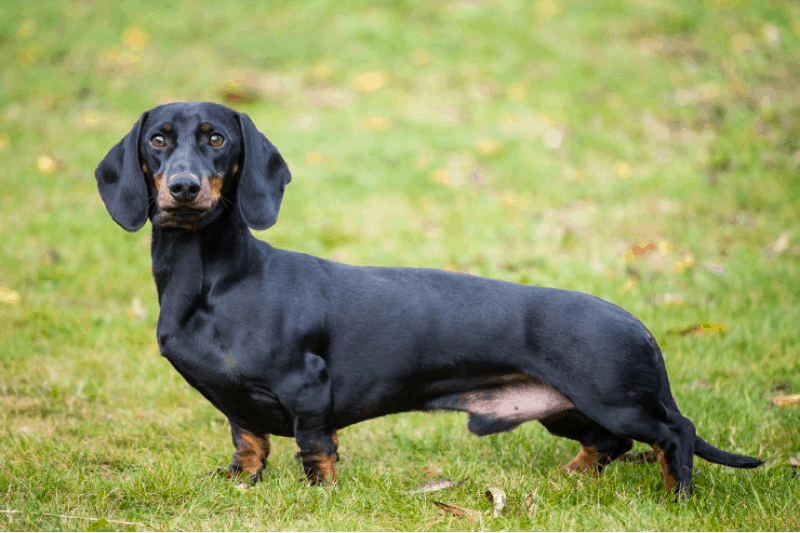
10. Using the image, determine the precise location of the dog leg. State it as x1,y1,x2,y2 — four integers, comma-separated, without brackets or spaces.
220,421,270,484
297,432,339,485
652,416,696,499
541,410,634,475
287,352,338,485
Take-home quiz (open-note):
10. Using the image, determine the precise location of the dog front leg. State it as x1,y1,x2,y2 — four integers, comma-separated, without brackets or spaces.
286,353,338,485
222,420,271,484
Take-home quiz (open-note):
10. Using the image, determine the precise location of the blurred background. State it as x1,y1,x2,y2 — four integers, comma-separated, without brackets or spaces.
1,0,798,529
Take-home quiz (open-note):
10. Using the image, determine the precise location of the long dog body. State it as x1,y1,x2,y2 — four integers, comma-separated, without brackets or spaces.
96,102,761,497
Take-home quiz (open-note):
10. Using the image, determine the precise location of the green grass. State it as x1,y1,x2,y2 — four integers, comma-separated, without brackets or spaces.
1,0,799,529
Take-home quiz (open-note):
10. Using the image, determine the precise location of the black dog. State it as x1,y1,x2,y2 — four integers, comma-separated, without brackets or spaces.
95,102,761,497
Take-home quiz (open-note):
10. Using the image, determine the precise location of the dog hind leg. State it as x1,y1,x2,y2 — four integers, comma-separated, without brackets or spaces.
540,410,633,475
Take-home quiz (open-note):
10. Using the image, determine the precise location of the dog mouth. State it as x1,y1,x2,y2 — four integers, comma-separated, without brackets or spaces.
156,208,210,229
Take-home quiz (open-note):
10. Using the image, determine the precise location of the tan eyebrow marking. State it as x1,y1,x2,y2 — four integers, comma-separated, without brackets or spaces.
199,123,212,133
161,123,173,132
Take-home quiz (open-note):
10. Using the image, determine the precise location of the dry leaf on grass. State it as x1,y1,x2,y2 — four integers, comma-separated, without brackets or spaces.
524,493,539,515
666,322,725,336
768,231,790,256
772,393,800,406
0,287,20,305
423,464,442,476
405,479,465,494
484,486,506,517
432,501,481,521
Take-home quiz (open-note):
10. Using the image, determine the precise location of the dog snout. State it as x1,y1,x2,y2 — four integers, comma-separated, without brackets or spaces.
168,173,201,203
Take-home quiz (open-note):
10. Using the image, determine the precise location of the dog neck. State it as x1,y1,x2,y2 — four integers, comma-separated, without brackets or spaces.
150,208,263,316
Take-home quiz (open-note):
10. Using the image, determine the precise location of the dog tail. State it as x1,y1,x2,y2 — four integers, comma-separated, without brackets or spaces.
694,436,763,468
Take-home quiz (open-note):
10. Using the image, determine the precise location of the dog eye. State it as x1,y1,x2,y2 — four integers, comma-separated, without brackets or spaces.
150,135,166,148
209,134,225,148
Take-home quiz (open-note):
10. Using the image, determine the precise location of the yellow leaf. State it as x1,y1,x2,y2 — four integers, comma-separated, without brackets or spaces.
700,322,725,333
361,117,389,130
475,137,501,155
674,253,695,273
353,72,388,92
539,0,562,18
615,161,630,177
124,27,149,49
37,154,56,174
0,287,20,305
508,82,526,101
306,152,323,165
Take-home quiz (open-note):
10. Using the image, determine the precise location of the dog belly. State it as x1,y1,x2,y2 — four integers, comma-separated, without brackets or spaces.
426,373,574,432
457,375,574,421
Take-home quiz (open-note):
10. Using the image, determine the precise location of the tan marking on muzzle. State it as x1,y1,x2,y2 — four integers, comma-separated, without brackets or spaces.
210,175,223,199
154,173,165,196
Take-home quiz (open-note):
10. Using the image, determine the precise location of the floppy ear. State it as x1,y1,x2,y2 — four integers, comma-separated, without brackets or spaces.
236,112,292,230
95,113,149,231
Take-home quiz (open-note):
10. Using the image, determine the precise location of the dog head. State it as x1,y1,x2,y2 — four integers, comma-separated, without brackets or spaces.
95,102,291,231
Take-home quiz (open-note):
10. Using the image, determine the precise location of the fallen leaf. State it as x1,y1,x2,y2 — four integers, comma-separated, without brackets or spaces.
292,115,319,132
704,261,725,275
305,88,353,108
652,292,686,306
524,493,538,515
484,486,506,517
405,478,465,494
361,117,390,130
666,324,697,336
508,82,526,101
353,72,388,92
773,393,800,407
306,152,323,165
423,464,442,476
698,321,725,334
769,232,790,255
623,242,656,261
674,253,695,272
543,127,564,149
762,24,781,48
666,322,724,335
219,71,261,103
475,137,501,155
432,501,481,521
37,154,57,174
0,287,20,305
127,297,147,320
123,26,149,49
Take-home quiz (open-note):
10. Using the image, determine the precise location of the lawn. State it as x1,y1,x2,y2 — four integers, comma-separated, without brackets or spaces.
1,0,799,530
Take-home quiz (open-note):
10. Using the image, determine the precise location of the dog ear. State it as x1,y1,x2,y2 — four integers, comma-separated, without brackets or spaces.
236,112,292,230
95,113,149,231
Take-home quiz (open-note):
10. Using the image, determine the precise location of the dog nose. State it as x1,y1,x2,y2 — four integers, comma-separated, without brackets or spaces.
168,175,201,202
